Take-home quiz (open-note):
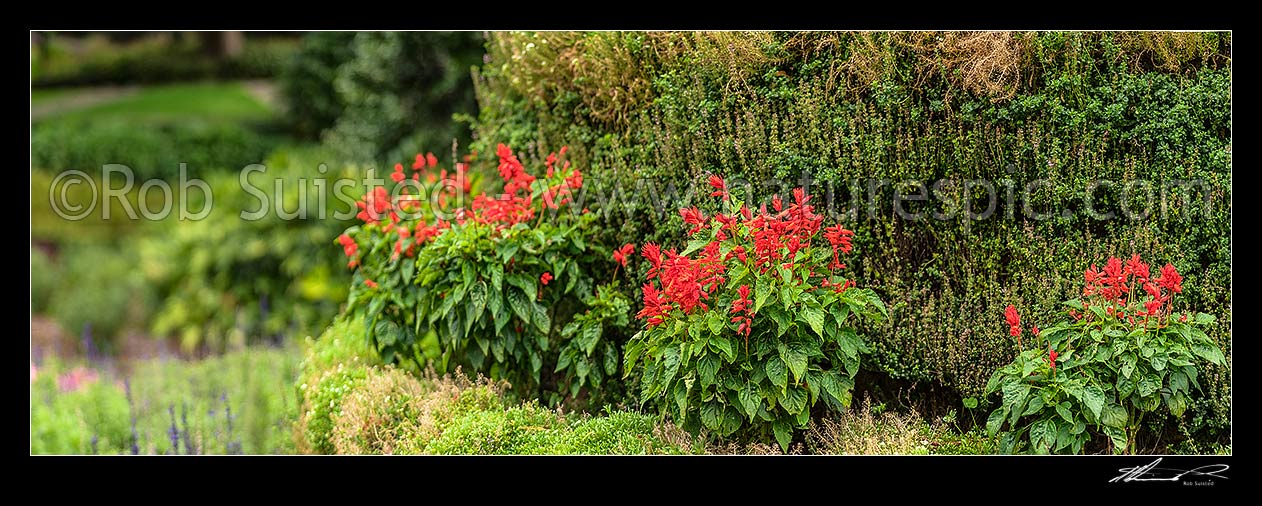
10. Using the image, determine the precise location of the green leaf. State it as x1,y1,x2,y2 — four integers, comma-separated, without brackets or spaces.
1137,374,1161,398
1191,343,1226,366
507,272,536,301
698,353,719,388
766,358,788,392
706,311,725,335
701,401,724,431
490,262,504,292
772,420,792,452
738,383,760,419
531,302,551,334
674,381,689,416
469,281,488,320
1100,404,1128,429
1029,419,1054,453
1165,391,1188,416
784,345,808,384
1081,385,1106,419
1150,354,1167,371
819,370,853,408
801,306,825,337
754,281,773,313
577,323,602,355
603,344,618,376
837,328,860,359
1169,371,1189,395
1194,313,1215,325
710,335,734,361
986,408,1007,436
507,288,532,324
661,346,681,387
779,286,793,312
780,385,808,414
1102,426,1127,454
1055,402,1074,424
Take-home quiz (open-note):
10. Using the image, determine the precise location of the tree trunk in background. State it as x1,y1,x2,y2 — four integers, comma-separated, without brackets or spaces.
198,31,245,58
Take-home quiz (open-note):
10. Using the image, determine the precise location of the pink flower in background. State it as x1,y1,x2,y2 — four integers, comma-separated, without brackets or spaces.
30,361,37,383
57,367,99,393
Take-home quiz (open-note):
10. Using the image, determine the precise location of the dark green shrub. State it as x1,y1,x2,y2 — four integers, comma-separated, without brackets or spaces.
278,32,358,139
321,31,484,164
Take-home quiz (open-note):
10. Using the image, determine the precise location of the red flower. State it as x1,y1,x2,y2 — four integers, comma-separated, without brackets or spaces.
1004,305,1021,337
391,163,406,183
1031,325,1040,336
540,272,553,286
426,152,439,169
613,243,635,267
1125,254,1150,283
364,279,378,289
1048,348,1058,371
355,186,392,224
1144,300,1163,316
708,175,728,200
730,284,752,314
680,207,706,234
636,283,671,327
1157,263,1183,294
336,234,357,258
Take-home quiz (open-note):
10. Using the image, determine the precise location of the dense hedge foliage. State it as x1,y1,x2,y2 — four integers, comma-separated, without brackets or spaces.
279,32,484,164
31,119,281,181
471,31,1231,446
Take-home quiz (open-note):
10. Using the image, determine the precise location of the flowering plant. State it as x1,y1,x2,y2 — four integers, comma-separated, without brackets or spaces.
624,177,886,450
985,255,1226,454
339,145,629,402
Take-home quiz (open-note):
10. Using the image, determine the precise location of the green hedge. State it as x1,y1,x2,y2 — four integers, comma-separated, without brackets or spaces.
470,32,1232,446
31,119,281,181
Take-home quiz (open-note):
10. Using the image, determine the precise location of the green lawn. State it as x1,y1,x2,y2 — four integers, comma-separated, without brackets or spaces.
31,87,87,105
36,81,273,125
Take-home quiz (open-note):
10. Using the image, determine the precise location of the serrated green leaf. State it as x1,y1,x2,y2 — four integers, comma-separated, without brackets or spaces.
784,346,808,384
780,385,808,414
1100,404,1128,429
766,358,788,391
507,288,531,324
698,353,719,388
706,311,724,335
801,305,825,337
986,408,1007,436
755,281,772,313
772,420,792,452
